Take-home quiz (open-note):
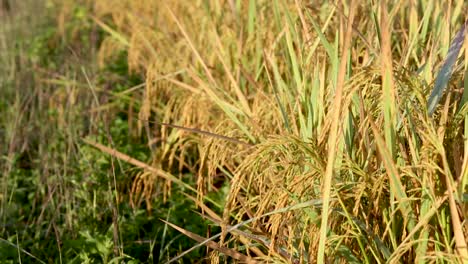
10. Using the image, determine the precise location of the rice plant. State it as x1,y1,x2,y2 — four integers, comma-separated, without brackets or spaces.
2,0,468,263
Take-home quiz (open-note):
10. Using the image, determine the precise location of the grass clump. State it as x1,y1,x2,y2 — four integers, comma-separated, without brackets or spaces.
2,0,468,263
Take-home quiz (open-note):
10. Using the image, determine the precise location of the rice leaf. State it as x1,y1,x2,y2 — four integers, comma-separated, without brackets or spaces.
427,19,467,116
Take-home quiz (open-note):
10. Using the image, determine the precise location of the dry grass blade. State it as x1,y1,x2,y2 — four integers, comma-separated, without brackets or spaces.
317,1,356,262
140,119,254,147
183,194,222,222
161,220,258,264
91,16,130,47
82,138,197,193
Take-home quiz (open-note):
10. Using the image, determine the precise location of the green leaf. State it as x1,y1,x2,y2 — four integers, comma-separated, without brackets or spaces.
427,20,467,116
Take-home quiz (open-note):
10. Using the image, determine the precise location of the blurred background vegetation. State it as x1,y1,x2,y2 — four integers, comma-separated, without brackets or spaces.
0,0,467,263
0,1,212,263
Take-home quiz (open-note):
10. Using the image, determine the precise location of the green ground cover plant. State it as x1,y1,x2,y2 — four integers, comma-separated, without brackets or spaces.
1,0,468,263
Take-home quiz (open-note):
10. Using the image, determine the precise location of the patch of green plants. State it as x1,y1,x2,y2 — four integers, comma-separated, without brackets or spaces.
0,1,213,263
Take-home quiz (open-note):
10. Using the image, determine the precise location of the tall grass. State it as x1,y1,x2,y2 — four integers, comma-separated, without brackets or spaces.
1,1,211,262
2,0,468,263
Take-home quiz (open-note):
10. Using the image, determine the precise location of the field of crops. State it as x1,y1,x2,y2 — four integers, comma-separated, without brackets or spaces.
1,1,468,263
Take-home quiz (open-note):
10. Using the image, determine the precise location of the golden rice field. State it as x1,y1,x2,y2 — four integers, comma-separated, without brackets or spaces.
1,0,468,263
